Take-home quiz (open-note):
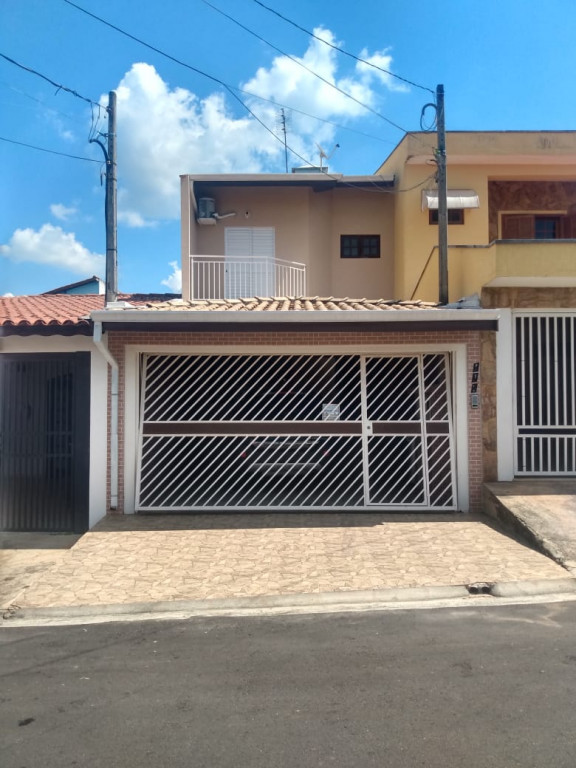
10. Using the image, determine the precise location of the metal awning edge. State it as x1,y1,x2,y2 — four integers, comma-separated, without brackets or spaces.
91,308,500,325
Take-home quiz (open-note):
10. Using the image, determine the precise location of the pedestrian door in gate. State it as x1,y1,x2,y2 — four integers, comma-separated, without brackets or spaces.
136,352,457,511
364,355,456,507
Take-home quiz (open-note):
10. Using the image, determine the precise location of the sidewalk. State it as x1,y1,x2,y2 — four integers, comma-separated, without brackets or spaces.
485,480,576,574
2,512,571,619
0,533,79,612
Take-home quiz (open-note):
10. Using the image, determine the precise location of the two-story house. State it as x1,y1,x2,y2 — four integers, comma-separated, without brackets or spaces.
85,168,496,522
2,131,574,533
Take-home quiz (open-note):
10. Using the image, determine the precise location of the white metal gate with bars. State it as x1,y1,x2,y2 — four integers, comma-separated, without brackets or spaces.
136,352,457,511
515,312,576,475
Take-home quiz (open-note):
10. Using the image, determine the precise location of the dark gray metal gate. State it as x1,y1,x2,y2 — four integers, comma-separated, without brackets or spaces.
0,353,90,532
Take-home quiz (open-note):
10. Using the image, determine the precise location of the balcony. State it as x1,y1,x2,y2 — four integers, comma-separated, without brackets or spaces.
189,255,306,300
410,240,576,302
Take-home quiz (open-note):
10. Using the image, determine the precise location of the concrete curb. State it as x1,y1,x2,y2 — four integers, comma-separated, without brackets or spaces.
490,577,576,598
8,584,470,620
4,577,576,624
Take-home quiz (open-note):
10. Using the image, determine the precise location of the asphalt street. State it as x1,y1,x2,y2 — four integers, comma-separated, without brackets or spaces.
2,602,576,767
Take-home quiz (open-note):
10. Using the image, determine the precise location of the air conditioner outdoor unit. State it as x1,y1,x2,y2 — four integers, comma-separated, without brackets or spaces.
196,196,236,224
197,197,216,222
197,198,216,225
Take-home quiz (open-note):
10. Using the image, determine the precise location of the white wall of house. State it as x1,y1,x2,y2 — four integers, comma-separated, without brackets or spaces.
496,310,515,480
0,335,108,528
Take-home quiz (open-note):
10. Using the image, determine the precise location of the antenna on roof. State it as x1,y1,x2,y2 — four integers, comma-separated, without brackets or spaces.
277,108,291,172
316,143,340,172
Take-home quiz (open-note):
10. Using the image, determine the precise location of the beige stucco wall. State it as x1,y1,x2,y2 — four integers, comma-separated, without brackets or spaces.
329,188,394,298
184,182,394,300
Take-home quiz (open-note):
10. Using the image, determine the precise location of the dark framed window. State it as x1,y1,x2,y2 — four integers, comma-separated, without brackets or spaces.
534,216,560,239
429,209,465,225
340,235,381,259
500,213,571,240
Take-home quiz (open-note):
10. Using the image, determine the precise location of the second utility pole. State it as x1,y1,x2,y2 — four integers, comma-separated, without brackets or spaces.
105,90,118,304
91,90,118,304
436,84,448,305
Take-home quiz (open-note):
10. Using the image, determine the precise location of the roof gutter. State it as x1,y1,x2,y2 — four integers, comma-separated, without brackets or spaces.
93,321,119,510
91,308,500,326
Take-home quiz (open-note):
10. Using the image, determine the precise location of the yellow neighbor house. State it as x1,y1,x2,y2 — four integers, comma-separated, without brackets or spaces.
378,131,576,482
376,130,576,305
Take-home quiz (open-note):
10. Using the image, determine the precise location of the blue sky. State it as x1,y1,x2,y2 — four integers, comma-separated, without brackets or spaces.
2,0,576,296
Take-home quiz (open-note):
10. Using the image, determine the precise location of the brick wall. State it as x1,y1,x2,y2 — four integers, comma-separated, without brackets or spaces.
106,329,484,514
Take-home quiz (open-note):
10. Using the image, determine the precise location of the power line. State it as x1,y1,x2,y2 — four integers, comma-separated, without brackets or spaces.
62,0,410,147
63,0,229,88
212,84,433,196
251,0,435,95
253,100,397,145
201,0,412,135
0,52,101,108
61,0,427,186
62,1,327,172
0,135,101,162
0,80,84,124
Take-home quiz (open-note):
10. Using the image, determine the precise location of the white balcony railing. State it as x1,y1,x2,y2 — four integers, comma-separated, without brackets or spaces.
189,255,306,300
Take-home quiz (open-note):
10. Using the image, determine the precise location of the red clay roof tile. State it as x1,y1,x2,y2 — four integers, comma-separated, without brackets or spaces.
0,294,105,328
0,294,442,332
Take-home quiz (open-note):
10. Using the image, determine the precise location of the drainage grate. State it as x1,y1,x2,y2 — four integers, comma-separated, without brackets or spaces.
466,582,494,595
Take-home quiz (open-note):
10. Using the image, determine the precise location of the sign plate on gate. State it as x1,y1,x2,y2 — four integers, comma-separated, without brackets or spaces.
322,403,340,421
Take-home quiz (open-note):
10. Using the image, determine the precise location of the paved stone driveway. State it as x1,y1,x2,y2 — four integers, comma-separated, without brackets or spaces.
14,513,568,609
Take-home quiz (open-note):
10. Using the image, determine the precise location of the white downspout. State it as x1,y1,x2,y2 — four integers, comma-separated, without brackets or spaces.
93,321,119,509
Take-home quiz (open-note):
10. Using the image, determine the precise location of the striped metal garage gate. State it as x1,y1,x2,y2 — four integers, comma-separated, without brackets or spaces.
516,312,576,474
136,352,457,511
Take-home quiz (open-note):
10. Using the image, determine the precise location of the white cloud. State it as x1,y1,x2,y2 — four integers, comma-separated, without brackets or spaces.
355,48,409,93
2,292,14,297
110,31,405,225
161,261,182,293
50,203,77,221
117,208,157,228
46,112,76,142
0,224,104,275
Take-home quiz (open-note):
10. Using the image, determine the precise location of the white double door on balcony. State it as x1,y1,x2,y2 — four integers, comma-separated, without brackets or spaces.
225,227,275,299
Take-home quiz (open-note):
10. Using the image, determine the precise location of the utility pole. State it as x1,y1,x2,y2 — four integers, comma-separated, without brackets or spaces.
91,91,117,304
436,84,448,304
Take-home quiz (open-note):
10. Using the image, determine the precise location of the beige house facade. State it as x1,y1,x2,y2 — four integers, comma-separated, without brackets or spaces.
181,173,396,301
